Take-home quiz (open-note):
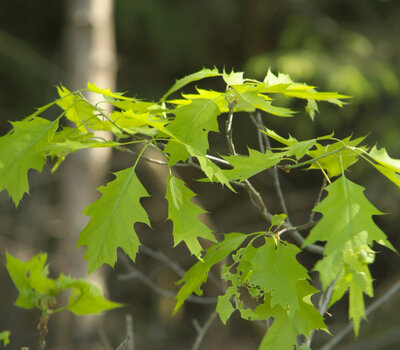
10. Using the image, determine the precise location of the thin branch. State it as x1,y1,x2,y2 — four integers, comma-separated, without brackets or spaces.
115,337,129,350
225,101,238,155
321,279,400,350
206,154,231,166
190,311,218,350
118,268,217,305
310,177,327,223
192,319,202,334
250,113,266,153
249,112,324,255
285,146,346,170
139,245,186,278
306,278,337,347
255,113,289,215
121,146,231,169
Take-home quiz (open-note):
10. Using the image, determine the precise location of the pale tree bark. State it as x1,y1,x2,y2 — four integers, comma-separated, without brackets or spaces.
55,0,117,347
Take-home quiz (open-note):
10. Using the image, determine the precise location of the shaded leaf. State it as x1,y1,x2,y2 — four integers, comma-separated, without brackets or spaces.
303,176,395,334
77,165,150,273
0,116,59,206
241,238,309,316
166,98,220,156
174,233,247,314
166,175,215,258
0,331,10,347
216,285,236,324
240,280,327,350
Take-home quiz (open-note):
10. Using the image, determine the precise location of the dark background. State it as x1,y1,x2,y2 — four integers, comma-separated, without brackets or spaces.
1,1,400,349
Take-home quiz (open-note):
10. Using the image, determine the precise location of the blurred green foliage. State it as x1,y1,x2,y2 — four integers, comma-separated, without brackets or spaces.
1,0,399,149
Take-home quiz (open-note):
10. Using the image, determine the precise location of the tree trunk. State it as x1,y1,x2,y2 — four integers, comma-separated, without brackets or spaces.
54,0,117,347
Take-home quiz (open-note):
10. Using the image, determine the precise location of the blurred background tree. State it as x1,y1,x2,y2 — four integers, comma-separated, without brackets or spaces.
0,0,400,349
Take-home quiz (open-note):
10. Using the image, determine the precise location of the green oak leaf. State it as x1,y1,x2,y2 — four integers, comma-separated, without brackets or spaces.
366,145,400,188
262,127,318,160
164,139,190,165
216,285,236,324
6,252,56,309
307,136,367,177
240,280,327,350
235,85,294,117
174,232,247,314
303,176,395,335
161,67,221,101
0,116,59,206
222,69,244,86
181,88,227,112
270,213,288,227
57,85,98,132
304,176,394,257
306,98,319,121
166,98,220,156
284,90,349,104
56,274,122,315
221,148,282,181
6,252,121,315
77,165,150,273
0,331,10,347
166,174,215,258
196,154,232,187
241,238,309,316
87,82,135,101
368,145,400,172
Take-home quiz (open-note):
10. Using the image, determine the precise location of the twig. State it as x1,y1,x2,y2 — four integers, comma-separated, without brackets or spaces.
141,245,224,293
310,177,327,223
38,313,50,350
249,112,324,255
256,114,290,215
321,279,400,350
190,311,218,350
118,268,217,305
139,245,186,277
250,113,266,154
192,319,202,334
225,101,237,155
126,314,134,350
306,278,337,347
115,336,129,350
121,146,231,169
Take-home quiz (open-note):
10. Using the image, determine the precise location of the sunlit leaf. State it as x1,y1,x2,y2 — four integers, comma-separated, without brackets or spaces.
87,82,135,101
307,136,367,177
56,274,122,315
222,148,281,181
161,67,221,101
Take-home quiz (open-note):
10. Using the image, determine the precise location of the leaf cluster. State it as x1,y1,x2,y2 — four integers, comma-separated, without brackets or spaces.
1,68,399,349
